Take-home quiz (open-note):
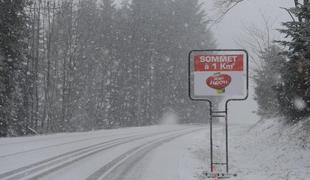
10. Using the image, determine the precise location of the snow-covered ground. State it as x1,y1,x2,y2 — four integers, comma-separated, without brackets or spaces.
230,118,310,180
194,119,310,180
0,119,309,180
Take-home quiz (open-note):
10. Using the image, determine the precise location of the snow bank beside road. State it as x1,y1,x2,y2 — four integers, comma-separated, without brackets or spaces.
230,119,310,179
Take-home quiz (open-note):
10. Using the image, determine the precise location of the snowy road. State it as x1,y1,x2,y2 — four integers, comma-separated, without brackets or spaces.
0,125,206,180
1,122,309,180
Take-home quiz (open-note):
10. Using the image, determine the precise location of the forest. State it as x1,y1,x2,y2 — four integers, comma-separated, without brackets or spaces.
0,0,215,136
0,0,310,137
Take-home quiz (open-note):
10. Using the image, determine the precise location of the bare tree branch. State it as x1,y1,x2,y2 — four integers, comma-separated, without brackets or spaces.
235,14,278,72
280,7,296,22
208,0,245,28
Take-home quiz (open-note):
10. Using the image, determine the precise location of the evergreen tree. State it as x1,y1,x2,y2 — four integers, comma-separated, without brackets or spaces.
98,0,122,128
0,0,30,136
276,0,310,121
253,45,285,118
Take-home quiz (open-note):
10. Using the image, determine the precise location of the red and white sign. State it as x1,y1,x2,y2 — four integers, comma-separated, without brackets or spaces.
189,50,248,100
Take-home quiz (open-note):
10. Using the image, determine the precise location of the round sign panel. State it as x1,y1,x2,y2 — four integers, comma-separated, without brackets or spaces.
189,49,248,102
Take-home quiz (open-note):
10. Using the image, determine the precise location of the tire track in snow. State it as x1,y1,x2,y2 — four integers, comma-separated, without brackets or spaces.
0,129,148,146
0,131,141,158
0,136,136,180
86,128,204,180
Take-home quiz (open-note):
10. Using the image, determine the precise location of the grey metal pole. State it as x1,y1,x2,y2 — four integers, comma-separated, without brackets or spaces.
210,105,213,172
225,110,229,173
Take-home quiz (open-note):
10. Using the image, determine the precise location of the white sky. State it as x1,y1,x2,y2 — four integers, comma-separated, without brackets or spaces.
202,0,295,124
205,0,294,48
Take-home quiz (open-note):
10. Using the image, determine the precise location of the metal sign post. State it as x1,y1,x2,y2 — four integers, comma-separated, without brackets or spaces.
188,49,249,178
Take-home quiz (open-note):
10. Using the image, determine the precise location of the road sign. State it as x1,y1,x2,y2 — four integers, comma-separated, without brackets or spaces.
188,49,249,178
189,49,248,102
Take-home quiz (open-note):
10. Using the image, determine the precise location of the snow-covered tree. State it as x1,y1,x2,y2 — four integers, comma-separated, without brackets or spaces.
276,0,310,121
0,0,31,136
253,46,285,118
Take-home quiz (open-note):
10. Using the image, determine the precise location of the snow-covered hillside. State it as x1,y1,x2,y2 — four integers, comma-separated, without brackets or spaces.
230,118,310,180
193,118,310,180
